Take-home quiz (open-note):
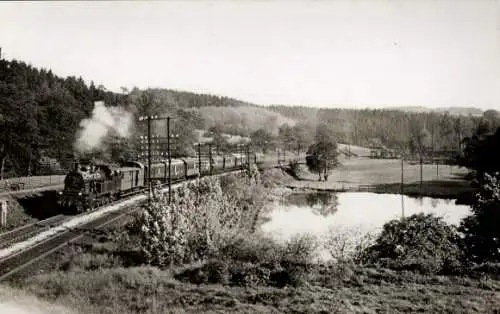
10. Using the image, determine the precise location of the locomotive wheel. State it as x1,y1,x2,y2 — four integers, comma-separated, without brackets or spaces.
76,203,84,214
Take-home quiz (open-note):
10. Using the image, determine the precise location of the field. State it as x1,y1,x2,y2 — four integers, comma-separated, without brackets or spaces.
287,157,469,191
0,175,64,193
3,265,498,314
337,143,372,158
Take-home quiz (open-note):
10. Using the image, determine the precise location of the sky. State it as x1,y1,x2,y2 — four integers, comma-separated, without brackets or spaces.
0,1,499,109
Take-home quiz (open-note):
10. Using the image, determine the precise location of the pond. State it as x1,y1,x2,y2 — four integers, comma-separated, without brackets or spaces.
260,192,472,261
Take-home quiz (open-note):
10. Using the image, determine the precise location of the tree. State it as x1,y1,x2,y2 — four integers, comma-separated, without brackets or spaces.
459,172,500,263
459,127,500,174
483,110,500,129
292,123,314,154
278,124,295,150
408,117,431,159
306,124,339,181
250,128,273,153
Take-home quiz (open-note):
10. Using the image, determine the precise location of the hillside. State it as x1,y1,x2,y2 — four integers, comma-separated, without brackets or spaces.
389,106,483,116
199,105,295,136
0,56,491,177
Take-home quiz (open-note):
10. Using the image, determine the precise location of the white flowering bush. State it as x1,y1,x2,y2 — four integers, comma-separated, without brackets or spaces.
244,163,261,184
323,226,376,264
135,176,263,267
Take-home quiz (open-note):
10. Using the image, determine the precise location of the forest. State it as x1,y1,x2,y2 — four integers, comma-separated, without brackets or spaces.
1,57,498,177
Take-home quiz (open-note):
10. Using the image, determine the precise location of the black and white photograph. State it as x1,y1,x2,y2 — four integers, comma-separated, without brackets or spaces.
0,1,499,313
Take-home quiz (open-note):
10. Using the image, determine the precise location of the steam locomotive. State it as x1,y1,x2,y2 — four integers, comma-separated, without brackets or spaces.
57,153,264,213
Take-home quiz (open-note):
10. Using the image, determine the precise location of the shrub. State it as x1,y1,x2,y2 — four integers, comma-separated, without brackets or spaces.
175,233,318,287
135,176,264,267
360,213,464,274
229,261,271,287
323,226,376,264
459,172,500,263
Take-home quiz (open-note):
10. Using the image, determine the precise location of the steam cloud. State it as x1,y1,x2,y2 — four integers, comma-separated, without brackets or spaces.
74,101,133,154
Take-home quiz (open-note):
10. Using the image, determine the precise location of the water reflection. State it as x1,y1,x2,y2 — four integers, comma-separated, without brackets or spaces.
431,198,438,208
284,192,338,217
261,192,471,244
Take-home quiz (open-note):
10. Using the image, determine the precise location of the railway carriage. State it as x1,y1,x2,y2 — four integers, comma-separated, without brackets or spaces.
232,153,247,168
169,158,187,180
182,157,200,178
199,158,211,175
254,152,264,164
212,156,225,172
120,162,146,191
148,162,166,183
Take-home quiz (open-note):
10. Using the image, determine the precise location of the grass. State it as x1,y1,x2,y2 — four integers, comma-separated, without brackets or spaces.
6,262,500,314
284,158,472,197
5,222,500,313
0,175,64,192
0,195,36,232
368,179,477,201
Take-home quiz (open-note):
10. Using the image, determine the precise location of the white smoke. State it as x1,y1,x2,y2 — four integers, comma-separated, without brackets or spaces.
74,101,133,154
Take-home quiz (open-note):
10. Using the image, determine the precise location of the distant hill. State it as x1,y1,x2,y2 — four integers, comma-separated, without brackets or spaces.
388,106,483,117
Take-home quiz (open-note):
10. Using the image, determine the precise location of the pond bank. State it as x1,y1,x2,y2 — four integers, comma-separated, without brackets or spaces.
283,179,478,202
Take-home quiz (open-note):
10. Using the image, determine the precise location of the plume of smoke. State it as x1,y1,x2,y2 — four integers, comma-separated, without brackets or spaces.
74,101,133,154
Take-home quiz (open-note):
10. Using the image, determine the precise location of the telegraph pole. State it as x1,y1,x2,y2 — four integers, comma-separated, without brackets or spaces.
147,116,152,206
246,144,250,166
208,143,213,175
198,143,201,176
401,156,404,219
138,114,170,207
167,117,171,204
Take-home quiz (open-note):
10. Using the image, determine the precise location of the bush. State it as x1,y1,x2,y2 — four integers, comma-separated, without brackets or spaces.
286,160,302,179
176,234,318,287
459,172,500,263
135,176,264,267
360,213,464,275
323,226,376,264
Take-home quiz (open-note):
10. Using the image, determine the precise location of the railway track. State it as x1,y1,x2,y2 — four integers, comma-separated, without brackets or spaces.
0,205,138,282
0,214,69,250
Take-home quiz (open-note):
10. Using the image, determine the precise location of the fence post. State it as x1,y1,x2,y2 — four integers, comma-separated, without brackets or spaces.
0,199,7,227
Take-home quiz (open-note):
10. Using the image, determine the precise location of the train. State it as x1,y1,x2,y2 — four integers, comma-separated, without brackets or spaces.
57,153,265,214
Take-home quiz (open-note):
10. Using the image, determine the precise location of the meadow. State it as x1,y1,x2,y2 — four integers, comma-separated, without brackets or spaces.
286,157,473,197
0,175,64,194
